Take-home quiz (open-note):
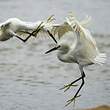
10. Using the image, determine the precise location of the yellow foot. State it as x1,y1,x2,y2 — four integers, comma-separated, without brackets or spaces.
65,95,81,106
60,83,78,92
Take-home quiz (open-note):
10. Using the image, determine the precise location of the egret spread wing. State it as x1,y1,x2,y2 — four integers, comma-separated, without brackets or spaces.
66,14,96,46
51,16,91,39
66,14,106,64
80,15,91,27
52,22,72,39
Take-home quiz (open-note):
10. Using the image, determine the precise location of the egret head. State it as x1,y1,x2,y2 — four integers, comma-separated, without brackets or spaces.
0,22,10,30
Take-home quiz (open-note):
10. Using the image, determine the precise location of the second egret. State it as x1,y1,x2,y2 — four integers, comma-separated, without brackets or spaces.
45,14,106,106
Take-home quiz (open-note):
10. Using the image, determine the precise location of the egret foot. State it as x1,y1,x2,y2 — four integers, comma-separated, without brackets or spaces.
65,94,81,106
60,83,78,92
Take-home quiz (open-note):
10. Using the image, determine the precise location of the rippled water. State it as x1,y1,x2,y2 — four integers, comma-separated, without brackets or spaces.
0,0,110,110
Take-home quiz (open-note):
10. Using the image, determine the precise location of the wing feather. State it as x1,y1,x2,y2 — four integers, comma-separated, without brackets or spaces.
66,14,105,63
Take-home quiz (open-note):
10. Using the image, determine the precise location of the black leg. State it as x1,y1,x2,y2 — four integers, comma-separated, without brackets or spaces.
15,35,33,43
60,75,84,92
73,70,85,99
28,22,44,37
21,23,44,42
60,65,85,92
16,22,44,43
65,65,85,106
19,30,35,36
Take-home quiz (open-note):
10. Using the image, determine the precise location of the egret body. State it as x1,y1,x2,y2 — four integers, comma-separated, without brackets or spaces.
45,14,106,106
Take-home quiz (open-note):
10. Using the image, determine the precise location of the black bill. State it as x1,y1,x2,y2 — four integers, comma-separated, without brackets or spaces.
45,45,60,54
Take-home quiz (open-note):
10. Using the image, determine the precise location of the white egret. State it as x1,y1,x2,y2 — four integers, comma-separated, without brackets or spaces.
29,14,91,47
45,14,106,106
0,16,56,42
